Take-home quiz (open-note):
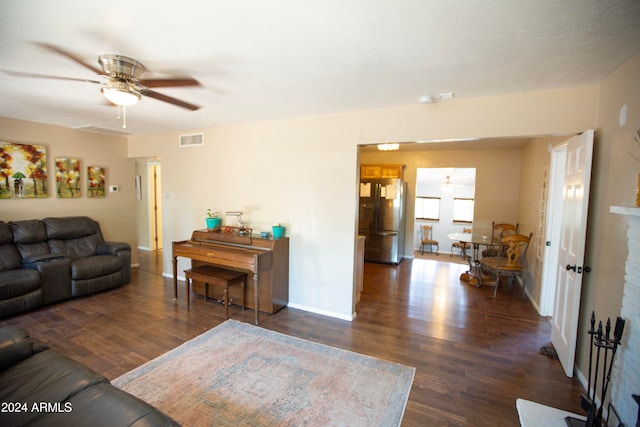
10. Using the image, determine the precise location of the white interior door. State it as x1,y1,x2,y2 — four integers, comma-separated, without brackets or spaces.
551,129,594,378
539,148,567,316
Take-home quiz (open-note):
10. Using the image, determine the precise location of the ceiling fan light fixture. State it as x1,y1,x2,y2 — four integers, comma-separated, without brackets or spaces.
442,176,453,193
101,83,141,106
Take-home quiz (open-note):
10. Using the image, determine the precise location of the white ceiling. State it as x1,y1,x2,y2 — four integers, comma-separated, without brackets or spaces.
1,0,639,136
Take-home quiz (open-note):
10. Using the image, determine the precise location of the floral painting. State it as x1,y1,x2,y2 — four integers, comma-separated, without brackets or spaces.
55,157,81,198
87,166,105,198
0,141,48,199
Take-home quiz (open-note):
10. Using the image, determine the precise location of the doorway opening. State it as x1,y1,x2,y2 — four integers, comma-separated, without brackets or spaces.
414,168,476,256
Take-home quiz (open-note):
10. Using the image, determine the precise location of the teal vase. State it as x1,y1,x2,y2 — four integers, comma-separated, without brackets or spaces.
206,217,221,230
272,225,285,239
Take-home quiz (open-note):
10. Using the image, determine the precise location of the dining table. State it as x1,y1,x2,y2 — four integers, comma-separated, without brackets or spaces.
447,232,499,286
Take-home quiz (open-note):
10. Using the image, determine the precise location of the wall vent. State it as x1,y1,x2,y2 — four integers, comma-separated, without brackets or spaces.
73,125,131,136
179,133,204,147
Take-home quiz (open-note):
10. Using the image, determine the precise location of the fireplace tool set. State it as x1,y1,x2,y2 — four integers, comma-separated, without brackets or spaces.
565,311,625,427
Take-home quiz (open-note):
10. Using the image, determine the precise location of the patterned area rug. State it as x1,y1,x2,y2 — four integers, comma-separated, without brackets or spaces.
112,320,415,426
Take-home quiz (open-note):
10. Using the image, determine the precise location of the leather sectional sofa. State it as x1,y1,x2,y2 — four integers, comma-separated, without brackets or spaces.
0,327,180,426
0,216,131,319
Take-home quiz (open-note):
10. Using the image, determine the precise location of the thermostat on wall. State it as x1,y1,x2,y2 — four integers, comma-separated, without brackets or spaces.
108,185,120,193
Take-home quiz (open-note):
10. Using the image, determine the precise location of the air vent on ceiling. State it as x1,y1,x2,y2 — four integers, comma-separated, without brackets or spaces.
179,133,204,147
72,125,131,136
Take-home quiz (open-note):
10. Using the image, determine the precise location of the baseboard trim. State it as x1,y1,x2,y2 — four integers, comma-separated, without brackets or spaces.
287,302,354,322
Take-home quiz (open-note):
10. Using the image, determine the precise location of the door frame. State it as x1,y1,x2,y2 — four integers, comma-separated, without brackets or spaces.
147,161,162,251
539,144,568,316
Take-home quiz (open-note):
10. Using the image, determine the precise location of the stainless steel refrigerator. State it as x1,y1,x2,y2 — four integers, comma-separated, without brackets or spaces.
358,178,406,264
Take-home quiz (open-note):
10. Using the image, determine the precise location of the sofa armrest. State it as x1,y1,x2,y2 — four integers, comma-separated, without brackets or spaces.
97,241,131,256
97,241,132,285
22,257,72,304
0,328,48,371
22,253,66,265
31,257,72,304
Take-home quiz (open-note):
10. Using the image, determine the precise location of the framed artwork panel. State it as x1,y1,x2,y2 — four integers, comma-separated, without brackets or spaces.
55,157,81,198
0,141,48,199
87,166,105,198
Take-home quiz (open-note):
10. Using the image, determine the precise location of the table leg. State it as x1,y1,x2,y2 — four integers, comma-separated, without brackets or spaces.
253,272,260,325
224,285,229,319
469,243,481,286
241,278,246,311
186,277,190,306
172,256,178,301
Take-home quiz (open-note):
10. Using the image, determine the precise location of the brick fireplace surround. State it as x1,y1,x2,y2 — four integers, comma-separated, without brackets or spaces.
610,206,640,426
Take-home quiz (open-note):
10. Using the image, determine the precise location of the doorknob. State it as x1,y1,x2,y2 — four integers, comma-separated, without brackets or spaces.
566,264,577,272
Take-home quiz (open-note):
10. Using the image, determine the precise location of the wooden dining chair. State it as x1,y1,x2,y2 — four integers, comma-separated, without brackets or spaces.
450,227,472,257
481,222,519,258
419,225,439,255
479,232,532,298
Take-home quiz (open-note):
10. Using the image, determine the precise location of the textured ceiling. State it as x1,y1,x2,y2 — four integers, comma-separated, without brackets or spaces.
1,0,639,136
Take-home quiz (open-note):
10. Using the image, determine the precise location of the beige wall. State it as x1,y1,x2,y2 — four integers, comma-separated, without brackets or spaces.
0,117,138,264
128,85,598,320
577,53,640,381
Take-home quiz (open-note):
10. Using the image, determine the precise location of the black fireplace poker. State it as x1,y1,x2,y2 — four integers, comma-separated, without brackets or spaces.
565,312,625,427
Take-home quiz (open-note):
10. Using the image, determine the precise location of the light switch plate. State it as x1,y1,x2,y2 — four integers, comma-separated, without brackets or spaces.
619,104,627,127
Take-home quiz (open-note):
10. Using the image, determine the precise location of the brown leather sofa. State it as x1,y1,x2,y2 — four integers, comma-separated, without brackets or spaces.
0,216,131,319
0,327,180,426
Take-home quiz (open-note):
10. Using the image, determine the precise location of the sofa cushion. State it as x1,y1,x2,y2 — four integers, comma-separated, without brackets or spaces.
0,221,13,244
27,382,181,427
0,328,36,371
71,255,122,280
0,269,41,299
43,216,101,240
0,289,43,319
0,349,107,426
10,220,47,244
0,243,21,271
15,241,52,261
49,234,102,258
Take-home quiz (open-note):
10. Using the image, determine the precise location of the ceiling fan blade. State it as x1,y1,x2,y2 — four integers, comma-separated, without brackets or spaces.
1,69,101,84
34,42,104,75
143,89,200,111
140,77,201,88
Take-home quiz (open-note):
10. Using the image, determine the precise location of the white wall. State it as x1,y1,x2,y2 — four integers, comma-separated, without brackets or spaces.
128,86,598,320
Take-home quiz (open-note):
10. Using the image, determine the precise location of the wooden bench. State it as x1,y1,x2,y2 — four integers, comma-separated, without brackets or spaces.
184,265,246,319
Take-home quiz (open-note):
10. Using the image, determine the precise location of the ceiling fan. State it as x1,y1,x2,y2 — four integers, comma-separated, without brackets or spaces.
3,43,202,128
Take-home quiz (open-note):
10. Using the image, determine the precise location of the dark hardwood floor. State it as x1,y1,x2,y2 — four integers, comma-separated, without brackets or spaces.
0,250,585,426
